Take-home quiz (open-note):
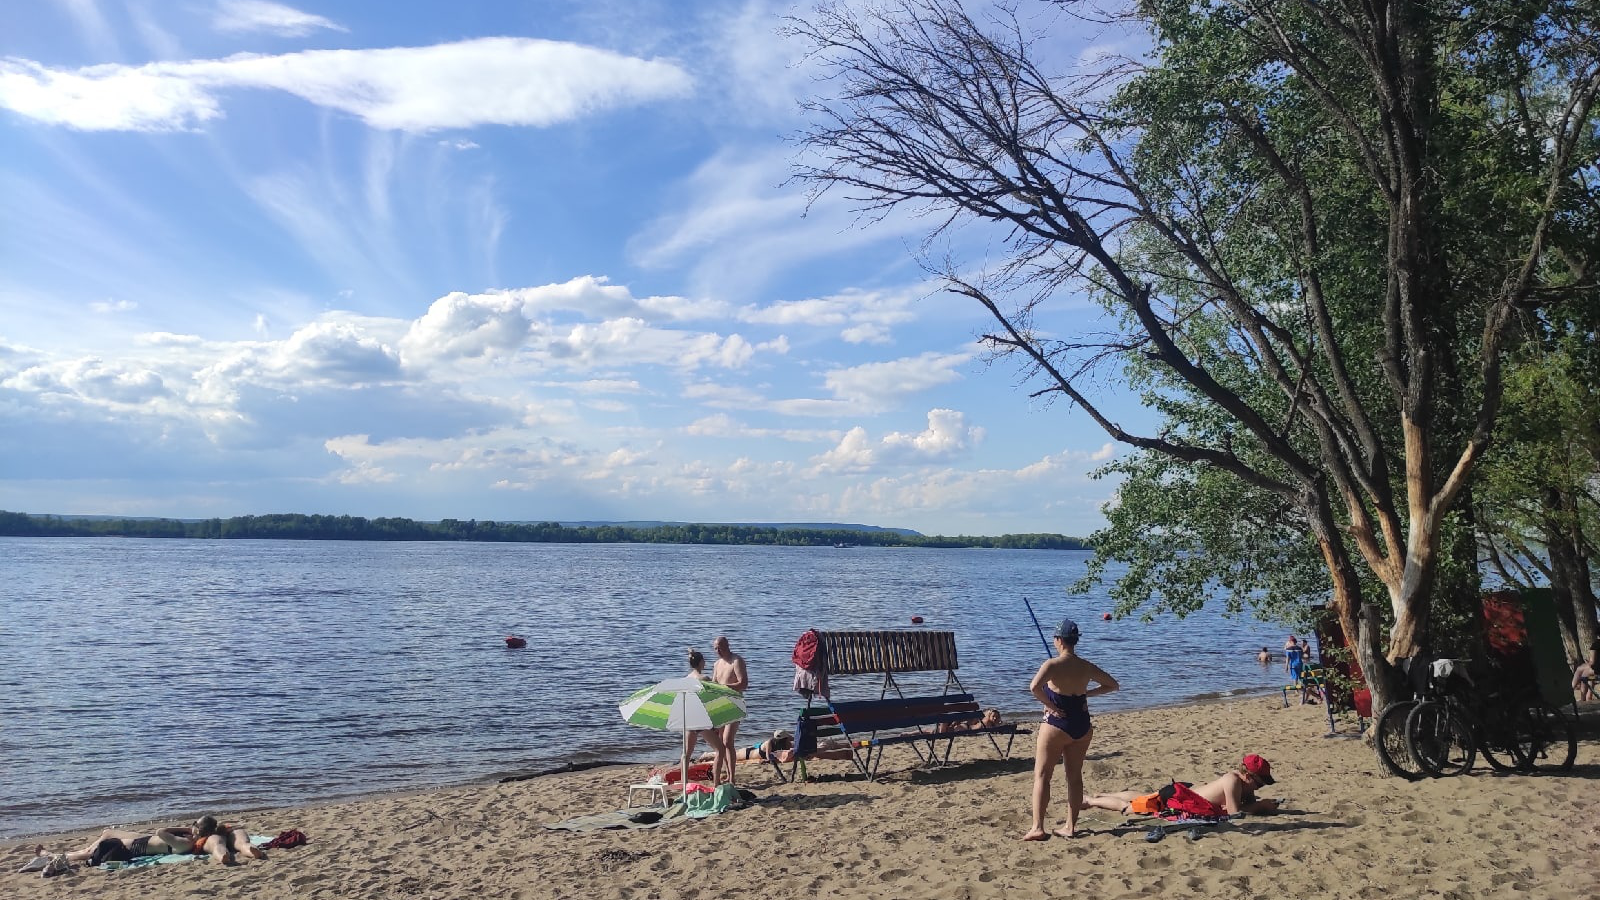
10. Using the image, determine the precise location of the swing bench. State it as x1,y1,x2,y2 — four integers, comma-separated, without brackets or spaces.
777,630,1027,781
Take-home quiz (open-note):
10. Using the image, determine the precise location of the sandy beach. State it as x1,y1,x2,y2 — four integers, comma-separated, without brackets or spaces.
10,695,1596,900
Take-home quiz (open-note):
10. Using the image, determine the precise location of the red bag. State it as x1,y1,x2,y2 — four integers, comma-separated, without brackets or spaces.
261,829,309,849
792,630,820,670
1162,782,1225,818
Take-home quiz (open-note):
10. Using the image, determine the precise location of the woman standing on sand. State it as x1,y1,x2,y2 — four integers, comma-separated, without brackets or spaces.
683,649,725,763
1022,618,1119,841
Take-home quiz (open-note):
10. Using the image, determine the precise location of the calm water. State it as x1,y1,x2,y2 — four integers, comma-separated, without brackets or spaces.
0,538,1290,838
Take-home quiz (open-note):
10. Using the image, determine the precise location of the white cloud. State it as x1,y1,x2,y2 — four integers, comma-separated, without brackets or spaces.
0,37,693,132
213,0,346,36
400,291,533,363
90,298,137,313
739,286,921,344
822,350,973,409
4,356,171,405
439,139,479,150
683,413,841,443
811,408,983,472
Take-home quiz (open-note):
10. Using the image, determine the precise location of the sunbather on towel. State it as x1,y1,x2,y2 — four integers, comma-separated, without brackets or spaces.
1084,754,1282,816
190,815,267,865
940,708,1002,733
33,827,193,869
696,729,794,763
33,815,262,868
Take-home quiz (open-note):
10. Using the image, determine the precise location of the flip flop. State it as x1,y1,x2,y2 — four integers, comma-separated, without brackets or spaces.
1185,827,1202,842
1143,826,1165,843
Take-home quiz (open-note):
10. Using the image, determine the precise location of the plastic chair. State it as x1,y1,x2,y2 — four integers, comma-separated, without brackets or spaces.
625,778,670,808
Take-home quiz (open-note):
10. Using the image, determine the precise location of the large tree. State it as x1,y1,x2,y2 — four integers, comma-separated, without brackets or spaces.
789,0,1600,713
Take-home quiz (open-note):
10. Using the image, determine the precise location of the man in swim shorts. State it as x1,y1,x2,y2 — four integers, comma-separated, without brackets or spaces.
1083,754,1282,816
711,635,749,786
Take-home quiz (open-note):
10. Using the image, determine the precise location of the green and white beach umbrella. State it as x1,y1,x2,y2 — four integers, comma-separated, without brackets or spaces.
619,676,747,796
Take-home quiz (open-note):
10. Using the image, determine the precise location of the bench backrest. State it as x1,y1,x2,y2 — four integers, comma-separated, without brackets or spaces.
817,630,959,674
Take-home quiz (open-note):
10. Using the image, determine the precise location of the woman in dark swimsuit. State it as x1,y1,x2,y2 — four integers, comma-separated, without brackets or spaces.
1021,617,1119,841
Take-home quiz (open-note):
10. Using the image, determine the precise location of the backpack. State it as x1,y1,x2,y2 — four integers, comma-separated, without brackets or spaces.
792,629,821,670
1161,781,1226,818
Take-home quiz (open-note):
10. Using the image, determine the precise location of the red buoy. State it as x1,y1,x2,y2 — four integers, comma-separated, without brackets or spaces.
1101,613,1112,621
910,616,924,624
504,636,527,649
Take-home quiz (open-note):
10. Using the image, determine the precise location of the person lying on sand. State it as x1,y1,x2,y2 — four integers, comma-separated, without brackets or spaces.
696,729,794,763
939,708,1002,733
1083,754,1282,817
28,815,264,872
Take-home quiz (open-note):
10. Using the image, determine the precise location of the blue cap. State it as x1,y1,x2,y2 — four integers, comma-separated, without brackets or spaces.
1053,618,1079,640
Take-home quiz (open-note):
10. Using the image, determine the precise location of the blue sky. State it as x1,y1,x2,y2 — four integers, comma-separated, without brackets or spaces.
0,0,1145,536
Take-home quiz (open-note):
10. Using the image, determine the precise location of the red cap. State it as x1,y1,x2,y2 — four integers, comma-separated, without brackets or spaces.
1242,754,1275,784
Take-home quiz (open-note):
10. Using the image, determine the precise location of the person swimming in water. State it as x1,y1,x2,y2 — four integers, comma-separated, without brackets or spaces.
1021,618,1119,841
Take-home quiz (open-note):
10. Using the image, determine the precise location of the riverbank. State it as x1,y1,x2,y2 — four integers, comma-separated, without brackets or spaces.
10,695,1594,899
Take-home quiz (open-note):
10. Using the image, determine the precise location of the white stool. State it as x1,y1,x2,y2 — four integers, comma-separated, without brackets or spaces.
626,781,670,808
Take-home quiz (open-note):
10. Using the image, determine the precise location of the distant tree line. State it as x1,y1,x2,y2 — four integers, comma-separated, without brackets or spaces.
0,511,1085,550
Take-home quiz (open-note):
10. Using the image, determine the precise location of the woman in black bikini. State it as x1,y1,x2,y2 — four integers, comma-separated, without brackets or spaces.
30,815,262,872
1021,618,1119,841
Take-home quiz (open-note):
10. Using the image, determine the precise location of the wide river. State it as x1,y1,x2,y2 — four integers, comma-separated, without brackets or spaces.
0,537,1293,838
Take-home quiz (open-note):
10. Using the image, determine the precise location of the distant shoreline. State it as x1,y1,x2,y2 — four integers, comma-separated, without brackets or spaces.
0,510,1087,550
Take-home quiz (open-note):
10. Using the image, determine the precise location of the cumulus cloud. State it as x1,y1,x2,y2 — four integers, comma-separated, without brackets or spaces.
4,357,171,405
213,0,346,36
401,291,533,363
822,350,973,409
739,286,920,344
0,37,693,132
811,408,983,472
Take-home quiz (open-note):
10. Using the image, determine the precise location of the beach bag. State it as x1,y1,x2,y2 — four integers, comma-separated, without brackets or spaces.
792,629,821,670
262,829,309,849
1161,781,1225,818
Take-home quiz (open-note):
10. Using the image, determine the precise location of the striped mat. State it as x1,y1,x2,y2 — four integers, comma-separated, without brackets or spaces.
817,630,959,674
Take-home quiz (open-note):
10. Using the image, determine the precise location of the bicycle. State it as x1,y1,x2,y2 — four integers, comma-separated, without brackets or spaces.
1404,658,1574,777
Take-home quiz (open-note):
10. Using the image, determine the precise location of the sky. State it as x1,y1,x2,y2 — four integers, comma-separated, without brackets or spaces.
0,0,1150,537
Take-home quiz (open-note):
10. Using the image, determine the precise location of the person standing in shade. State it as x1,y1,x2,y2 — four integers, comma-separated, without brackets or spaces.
1021,618,1119,841
711,635,749,785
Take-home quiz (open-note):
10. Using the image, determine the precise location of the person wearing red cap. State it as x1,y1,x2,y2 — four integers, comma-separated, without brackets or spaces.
1084,754,1282,816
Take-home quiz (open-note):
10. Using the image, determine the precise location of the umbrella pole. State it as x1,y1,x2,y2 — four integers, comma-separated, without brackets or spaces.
679,693,690,802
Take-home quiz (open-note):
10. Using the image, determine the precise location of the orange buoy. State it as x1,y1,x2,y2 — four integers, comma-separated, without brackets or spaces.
910,616,924,624
1101,613,1112,621
504,636,527,649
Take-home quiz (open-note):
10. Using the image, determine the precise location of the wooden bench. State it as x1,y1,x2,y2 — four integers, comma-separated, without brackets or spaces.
778,693,1026,781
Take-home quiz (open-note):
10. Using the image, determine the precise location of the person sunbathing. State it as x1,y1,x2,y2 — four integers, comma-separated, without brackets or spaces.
695,729,795,763
29,815,263,872
939,708,1002,733
1083,754,1281,817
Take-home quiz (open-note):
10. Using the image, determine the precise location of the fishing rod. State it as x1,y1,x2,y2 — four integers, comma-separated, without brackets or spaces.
1022,596,1052,659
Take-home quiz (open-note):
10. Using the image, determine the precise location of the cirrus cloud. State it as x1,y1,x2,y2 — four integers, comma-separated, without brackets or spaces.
0,37,693,132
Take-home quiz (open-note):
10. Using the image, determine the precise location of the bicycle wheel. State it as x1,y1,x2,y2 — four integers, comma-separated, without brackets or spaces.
1374,700,1424,780
1519,702,1578,772
1406,700,1476,777
1478,703,1532,772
